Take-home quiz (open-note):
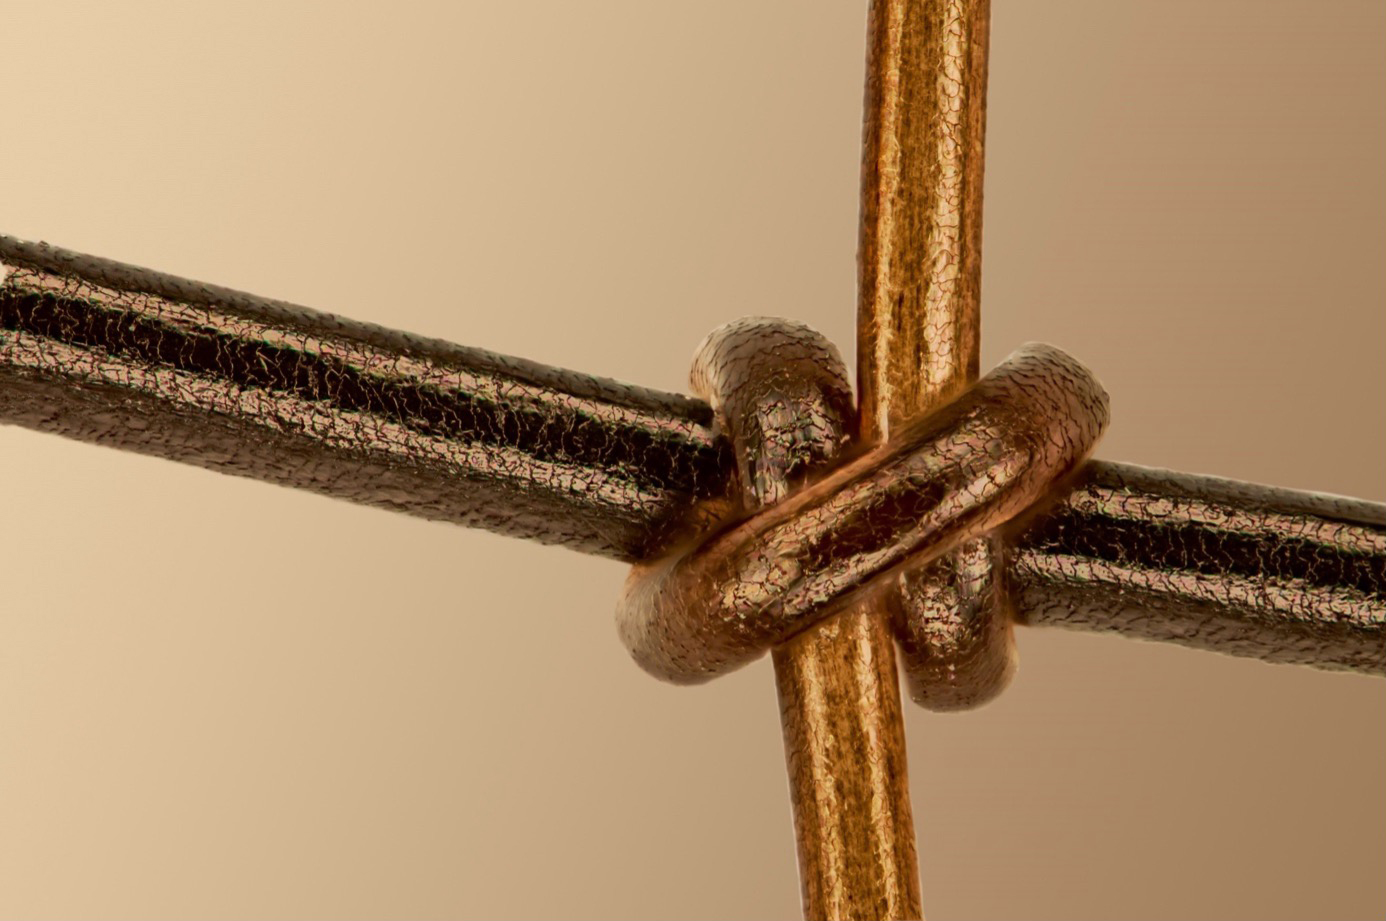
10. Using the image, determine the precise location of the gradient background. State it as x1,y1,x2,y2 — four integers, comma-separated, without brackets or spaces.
1,1,1382,918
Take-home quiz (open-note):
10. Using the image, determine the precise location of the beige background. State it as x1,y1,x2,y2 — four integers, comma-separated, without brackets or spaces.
1,1,1382,918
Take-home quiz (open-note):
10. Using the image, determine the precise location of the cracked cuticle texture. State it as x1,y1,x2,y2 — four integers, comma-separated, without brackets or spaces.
0,235,732,560
4,235,1382,678
1010,461,1386,674
889,535,1017,710
685,316,917,921
616,342,1110,684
